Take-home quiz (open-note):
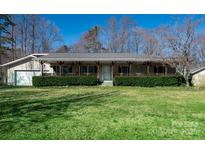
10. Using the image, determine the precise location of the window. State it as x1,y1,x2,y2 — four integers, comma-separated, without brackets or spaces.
53,66,60,74
80,66,97,74
80,66,87,74
88,66,97,73
118,66,129,74
63,66,72,74
167,67,176,74
154,66,165,74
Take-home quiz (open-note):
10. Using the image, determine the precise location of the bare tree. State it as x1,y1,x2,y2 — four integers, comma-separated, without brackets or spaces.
119,16,136,52
30,15,37,53
195,34,205,67
56,45,71,53
73,26,102,53
38,18,62,52
14,15,62,55
15,15,30,56
100,16,118,52
19,19,24,55
159,17,204,86
132,27,144,54
72,34,88,53
100,16,137,53
140,29,158,56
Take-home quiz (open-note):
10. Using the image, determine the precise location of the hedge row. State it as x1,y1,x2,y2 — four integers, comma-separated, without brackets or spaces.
113,76,184,87
33,76,98,87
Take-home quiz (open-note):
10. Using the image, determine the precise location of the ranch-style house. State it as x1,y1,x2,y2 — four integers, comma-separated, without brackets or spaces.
0,52,177,86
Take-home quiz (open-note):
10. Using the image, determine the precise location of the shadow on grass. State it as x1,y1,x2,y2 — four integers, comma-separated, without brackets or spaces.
0,90,118,133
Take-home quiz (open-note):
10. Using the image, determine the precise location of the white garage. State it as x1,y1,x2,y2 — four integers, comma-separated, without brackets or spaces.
191,67,205,87
0,53,53,86
15,70,41,86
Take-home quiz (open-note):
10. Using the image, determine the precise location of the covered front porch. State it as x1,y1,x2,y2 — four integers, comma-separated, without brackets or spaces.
40,61,176,82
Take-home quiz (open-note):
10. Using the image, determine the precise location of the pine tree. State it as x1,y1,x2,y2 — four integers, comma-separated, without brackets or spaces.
84,26,102,53
0,15,15,54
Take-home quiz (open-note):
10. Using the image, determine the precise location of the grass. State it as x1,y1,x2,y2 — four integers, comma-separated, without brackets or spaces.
0,86,205,139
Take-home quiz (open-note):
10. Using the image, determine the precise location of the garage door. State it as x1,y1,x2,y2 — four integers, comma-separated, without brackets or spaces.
15,70,41,86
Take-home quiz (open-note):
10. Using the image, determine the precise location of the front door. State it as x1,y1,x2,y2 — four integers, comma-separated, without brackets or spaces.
102,65,111,81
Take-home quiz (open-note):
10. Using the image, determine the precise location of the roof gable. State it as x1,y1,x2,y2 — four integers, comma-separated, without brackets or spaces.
0,53,48,67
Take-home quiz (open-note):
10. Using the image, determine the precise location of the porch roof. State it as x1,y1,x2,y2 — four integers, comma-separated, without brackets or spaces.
35,53,168,63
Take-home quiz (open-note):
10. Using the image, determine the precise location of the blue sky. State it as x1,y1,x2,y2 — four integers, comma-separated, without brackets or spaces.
42,14,204,45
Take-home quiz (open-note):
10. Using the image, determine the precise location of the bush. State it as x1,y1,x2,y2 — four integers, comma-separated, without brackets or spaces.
33,76,98,87
0,80,9,89
113,76,184,87
0,80,4,86
0,77,6,86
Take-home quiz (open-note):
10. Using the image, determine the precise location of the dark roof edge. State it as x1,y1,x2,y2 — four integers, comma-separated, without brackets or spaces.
191,67,205,75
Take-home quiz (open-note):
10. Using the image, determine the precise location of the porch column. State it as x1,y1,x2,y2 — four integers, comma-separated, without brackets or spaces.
97,62,100,80
111,62,114,80
156,66,158,75
146,62,150,75
72,62,74,76
40,61,44,76
58,61,64,76
60,65,62,76
165,65,168,76
78,62,80,76
129,62,132,76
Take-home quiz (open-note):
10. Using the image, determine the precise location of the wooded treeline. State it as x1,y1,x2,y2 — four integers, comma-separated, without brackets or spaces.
74,16,205,63
0,14,62,64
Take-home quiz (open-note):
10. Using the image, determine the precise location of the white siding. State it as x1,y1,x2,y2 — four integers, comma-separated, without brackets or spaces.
7,58,53,85
192,70,205,87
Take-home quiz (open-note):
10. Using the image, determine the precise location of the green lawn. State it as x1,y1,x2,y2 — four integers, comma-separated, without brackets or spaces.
0,86,205,139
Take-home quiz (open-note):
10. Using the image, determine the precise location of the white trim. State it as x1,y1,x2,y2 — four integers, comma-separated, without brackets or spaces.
0,53,48,67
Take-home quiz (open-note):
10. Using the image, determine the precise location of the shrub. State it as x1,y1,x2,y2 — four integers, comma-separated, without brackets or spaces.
33,76,98,87
0,80,9,89
113,76,184,87
0,80,4,86
0,77,6,87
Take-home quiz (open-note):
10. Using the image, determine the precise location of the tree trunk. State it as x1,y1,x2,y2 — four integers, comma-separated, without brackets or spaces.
32,26,35,53
11,24,15,60
20,28,24,55
186,79,190,87
184,73,191,87
31,16,35,54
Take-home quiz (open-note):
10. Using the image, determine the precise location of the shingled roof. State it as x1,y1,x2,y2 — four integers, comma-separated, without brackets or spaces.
191,67,205,75
35,52,167,62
